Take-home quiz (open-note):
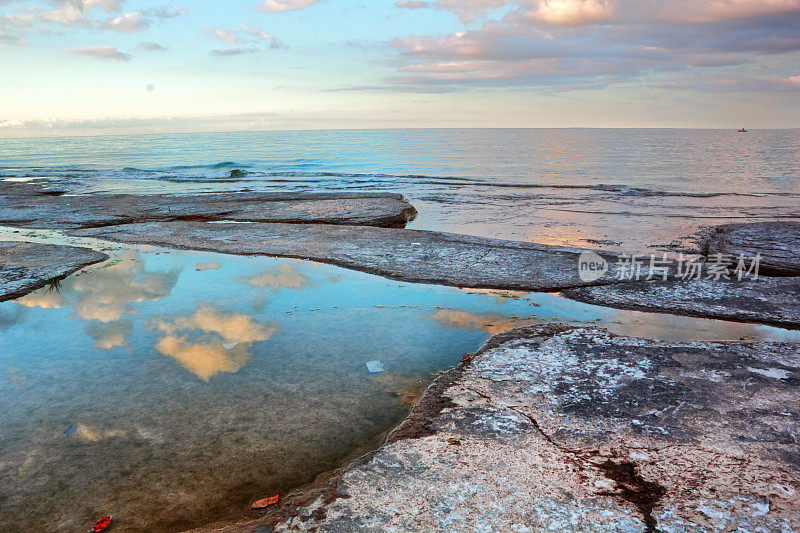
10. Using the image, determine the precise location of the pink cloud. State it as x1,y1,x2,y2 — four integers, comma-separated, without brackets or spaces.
393,32,489,58
431,0,800,25
205,27,240,43
435,0,510,23
65,45,130,61
524,0,614,26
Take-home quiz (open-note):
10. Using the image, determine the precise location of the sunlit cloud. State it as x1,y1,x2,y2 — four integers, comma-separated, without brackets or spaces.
153,304,279,381
205,23,286,49
16,290,67,309
154,303,279,344
238,263,310,290
391,0,800,90
67,252,178,322
155,335,253,381
435,0,510,23
524,0,614,25
205,26,239,43
6,0,188,42
102,11,148,32
427,308,539,334
42,0,124,27
65,45,130,61
1,0,798,133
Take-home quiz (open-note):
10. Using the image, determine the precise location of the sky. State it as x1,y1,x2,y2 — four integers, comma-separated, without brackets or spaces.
1,0,799,137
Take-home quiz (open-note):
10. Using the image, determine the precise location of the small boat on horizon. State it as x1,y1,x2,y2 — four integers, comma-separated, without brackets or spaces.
738,128,748,132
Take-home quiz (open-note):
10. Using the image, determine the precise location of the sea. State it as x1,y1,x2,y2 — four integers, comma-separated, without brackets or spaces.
0,129,798,531
1,128,798,251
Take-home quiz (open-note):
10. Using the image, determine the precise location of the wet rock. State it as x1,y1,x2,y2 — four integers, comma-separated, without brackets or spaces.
71,221,664,291
0,241,108,301
701,221,800,276
265,324,799,532
0,181,417,229
562,276,800,327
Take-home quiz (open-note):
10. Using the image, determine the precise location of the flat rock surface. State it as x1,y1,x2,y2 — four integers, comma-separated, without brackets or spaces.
71,221,660,291
257,324,800,532
563,276,800,328
0,181,417,229
0,241,108,301
702,221,800,276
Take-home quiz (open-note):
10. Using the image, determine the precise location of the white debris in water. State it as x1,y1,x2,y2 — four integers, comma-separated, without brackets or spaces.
366,360,385,373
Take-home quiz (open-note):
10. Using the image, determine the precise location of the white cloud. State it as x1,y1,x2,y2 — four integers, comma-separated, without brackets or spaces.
103,11,148,32
525,0,614,25
390,0,800,92
396,0,430,8
0,12,33,45
65,45,130,61
205,26,239,43
257,0,321,13
241,23,286,48
42,0,124,27
205,24,286,50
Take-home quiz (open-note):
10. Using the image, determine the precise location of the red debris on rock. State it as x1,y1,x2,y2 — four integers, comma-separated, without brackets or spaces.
92,516,112,532
251,494,279,509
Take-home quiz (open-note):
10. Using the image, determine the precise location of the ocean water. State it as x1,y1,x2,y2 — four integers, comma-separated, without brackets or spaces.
1,129,800,531
1,128,799,251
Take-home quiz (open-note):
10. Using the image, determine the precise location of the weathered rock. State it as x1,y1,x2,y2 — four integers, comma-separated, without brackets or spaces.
701,221,800,276
71,221,666,291
0,241,108,301
563,276,800,327
0,181,417,229
252,324,800,532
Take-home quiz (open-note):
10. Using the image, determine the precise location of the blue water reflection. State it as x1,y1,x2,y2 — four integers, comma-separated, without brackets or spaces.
1,245,798,531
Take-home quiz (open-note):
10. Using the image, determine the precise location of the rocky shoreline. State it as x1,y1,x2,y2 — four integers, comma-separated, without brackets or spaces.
0,241,108,302
1,188,799,532
0,181,418,229
195,324,800,532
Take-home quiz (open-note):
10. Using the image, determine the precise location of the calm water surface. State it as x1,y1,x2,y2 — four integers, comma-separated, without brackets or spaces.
1,129,799,531
1,128,799,251
1,230,799,531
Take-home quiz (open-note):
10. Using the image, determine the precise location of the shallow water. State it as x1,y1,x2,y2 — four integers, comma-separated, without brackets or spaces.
1,129,799,531
1,129,799,251
1,230,799,531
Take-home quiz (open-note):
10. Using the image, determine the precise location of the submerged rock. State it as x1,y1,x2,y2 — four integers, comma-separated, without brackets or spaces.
249,324,800,532
562,276,800,327
71,221,670,291
0,182,418,229
0,241,108,301
701,221,800,276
